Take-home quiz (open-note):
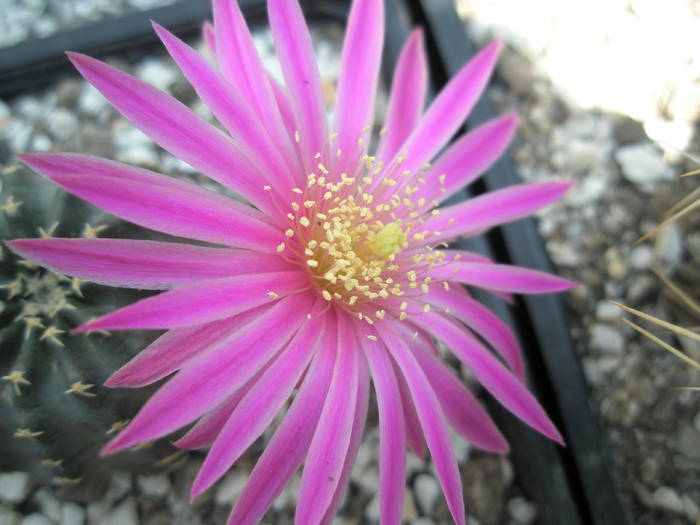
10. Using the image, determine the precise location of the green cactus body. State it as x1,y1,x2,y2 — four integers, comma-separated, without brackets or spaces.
0,164,186,501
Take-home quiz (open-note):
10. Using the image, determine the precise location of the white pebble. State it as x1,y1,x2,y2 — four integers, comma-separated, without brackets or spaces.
135,59,178,91
106,498,138,525
589,324,625,354
137,474,170,498
508,497,537,524
61,502,85,525
0,472,30,504
46,108,79,141
215,471,247,506
413,473,440,514
615,143,672,190
655,222,683,268
20,514,53,525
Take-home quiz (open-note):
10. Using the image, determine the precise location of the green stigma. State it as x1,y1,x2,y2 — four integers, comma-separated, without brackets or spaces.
365,222,406,260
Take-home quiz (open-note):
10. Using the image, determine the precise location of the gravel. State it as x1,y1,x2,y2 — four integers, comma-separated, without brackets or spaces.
1,2,698,525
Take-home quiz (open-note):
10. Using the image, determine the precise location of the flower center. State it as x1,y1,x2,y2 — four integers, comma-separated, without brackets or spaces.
271,138,451,317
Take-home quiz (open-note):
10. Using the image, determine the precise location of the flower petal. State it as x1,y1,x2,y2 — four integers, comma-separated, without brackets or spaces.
376,29,428,162
389,41,501,176
74,271,308,333
20,153,280,250
319,355,369,525
409,335,509,453
7,238,290,290
428,262,577,294
334,0,384,173
67,52,271,212
296,311,360,524
414,114,518,207
411,311,563,444
363,333,406,525
421,181,573,243
202,21,216,57
423,286,524,380
106,306,268,388
101,294,309,455
267,0,327,165
190,311,324,498
153,23,296,194
394,357,425,458
212,0,293,157
173,367,265,450
377,323,466,525
227,320,337,525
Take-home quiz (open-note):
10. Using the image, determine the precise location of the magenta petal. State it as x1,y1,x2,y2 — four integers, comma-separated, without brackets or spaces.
422,181,573,243
409,336,509,453
424,286,524,380
376,29,428,161
190,313,323,497
106,306,267,388
66,52,271,211
319,354,369,525
363,332,406,525
296,312,360,524
378,324,466,525
7,238,288,290
412,312,564,444
75,271,308,333
101,295,309,455
227,317,338,525
212,0,292,156
267,0,327,165
334,0,384,173
174,368,264,450
202,21,216,57
153,23,295,194
394,357,425,458
390,40,501,175
429,262,577,294
20,153,281,250
421,114,518,205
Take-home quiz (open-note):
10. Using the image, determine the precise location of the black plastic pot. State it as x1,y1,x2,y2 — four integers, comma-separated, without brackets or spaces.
0,1,631,524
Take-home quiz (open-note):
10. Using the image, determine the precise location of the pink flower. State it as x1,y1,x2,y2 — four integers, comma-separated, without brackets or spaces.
8,0,575,523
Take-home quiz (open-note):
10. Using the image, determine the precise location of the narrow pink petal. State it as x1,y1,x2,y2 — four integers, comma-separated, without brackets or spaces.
334,0,384,173
362,332,406,525
377,324,466,525
20,153,280,251
227,318,338,525
319,354,369,525
106,306,268,387
389,41,501,175
190,313,323,497
267,0,327,165
213,0,293,158
421,181,573,243
75,271,308,333
174,367,266,450
7,238,290,290
411,312,563,444
153,23,295,194
394,358,425,458
269,75,296,138
67,52,271,211
417,114,518,205
423,286,524,380
429,262,577,294
409,336,509,453
202,21,217,58
101,295,309,455
296,311,360,524
376,29,428,161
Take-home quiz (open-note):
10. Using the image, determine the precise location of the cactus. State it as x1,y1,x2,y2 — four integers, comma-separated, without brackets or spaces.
0,163,185,501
